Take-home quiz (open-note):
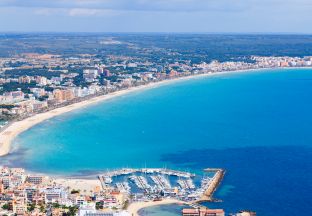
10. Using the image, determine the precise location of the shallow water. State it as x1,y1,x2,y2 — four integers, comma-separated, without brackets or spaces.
2,68,312,215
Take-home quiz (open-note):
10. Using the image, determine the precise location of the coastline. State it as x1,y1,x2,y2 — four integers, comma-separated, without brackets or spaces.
0,67,310,157
1,67,311,216
0,69,248,157
127,198,186,216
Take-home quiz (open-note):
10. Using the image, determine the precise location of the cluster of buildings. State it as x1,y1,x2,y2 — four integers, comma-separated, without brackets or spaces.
194,56,312,72
0,167,132,216
0,167,256,216
0,53,311,120
0,73,104,116
181,208,256,216
252,56,312,68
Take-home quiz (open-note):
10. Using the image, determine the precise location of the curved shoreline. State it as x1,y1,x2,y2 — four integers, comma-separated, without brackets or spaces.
127,198,185,216
0,71,235,157
0,67,309,157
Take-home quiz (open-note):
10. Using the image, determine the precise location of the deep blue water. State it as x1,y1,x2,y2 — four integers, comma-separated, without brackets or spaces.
1,68,312,215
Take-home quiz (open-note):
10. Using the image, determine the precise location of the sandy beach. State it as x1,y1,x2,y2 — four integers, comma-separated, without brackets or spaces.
0,71,225,157
0,67,292,157
127,198,185,216
53,178,102,196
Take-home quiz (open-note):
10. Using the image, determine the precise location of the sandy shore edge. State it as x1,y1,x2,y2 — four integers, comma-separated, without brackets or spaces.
0,67,310,214
53,178,102,196
0,71,225,156
1,67,307,157
127,198,185,216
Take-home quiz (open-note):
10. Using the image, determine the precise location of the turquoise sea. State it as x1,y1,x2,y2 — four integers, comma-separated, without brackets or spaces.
2,68,312,215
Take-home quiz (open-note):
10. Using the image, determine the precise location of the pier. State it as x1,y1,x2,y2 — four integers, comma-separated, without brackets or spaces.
197,168,225,202
129,175,151,192
150,175,171,190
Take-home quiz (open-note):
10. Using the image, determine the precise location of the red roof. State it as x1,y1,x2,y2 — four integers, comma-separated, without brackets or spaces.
182,208,224,214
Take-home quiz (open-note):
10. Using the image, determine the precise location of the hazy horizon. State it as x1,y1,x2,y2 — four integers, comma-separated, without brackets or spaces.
0,0,311,33
1,31,312,35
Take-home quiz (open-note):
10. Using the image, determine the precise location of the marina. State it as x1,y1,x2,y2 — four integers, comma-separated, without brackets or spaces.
98,168,224,204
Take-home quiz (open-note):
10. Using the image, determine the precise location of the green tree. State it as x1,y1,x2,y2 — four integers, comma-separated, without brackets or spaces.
67,206,78,216
27,203,36,212
2,203,9,210
52,202,61,208
39,205,46,213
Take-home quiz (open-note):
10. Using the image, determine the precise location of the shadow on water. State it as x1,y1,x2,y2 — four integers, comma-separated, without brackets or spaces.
0,147,30,168
161,145,312,216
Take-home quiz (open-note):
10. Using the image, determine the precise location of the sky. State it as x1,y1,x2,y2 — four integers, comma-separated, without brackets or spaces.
0,0,311,33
